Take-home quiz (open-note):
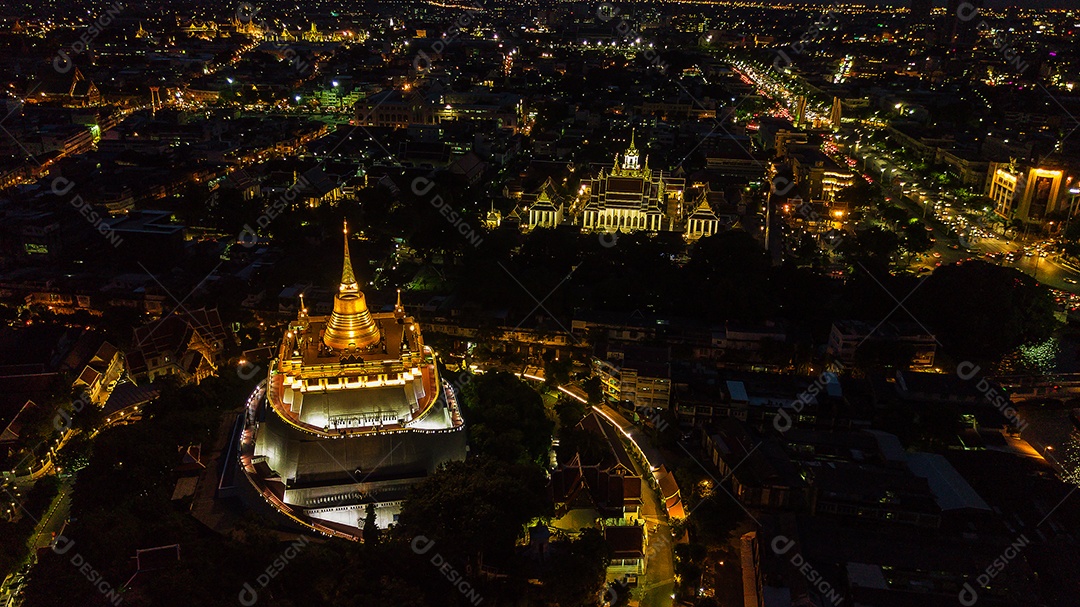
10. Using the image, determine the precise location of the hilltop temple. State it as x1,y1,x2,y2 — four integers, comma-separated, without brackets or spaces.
239,223,466,538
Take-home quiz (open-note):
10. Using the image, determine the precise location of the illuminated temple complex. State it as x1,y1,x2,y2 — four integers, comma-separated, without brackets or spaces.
580,131,681,232
239,224,466,538
508,132,724,238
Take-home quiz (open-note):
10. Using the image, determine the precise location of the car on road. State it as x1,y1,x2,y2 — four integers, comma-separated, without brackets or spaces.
1066,278,1078,285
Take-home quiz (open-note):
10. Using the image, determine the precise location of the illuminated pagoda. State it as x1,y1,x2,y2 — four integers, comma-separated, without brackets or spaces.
580,130,684,233
240,222,466,538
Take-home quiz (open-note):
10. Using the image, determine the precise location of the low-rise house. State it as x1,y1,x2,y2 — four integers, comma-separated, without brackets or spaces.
128,308,230,384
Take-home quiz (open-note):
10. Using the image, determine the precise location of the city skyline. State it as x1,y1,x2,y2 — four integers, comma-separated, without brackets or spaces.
0,0,1077,605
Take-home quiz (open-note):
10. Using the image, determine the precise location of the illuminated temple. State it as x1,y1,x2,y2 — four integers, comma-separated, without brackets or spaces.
239,224,466,538
580,130,684,232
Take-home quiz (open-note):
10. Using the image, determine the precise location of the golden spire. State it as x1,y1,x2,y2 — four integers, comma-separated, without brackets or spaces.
395,289,404,314
623,128,640,171
298,292,307,318
625,128,640,159
340,220,358,294
323,221,381,351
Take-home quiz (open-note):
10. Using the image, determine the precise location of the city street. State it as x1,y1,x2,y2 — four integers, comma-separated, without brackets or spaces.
30,480,72,550
898,196,1080,292
593,405,676,607
734,61,1080,297
855,145,1080,293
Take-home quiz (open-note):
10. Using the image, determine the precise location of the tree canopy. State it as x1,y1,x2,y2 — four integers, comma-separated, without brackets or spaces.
460,371,554,465
910,261,1058,363
394,457,549,565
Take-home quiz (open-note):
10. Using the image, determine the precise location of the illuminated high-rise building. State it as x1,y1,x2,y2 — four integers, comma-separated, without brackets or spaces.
989,162,1066,224
829,97,842,131
239,223,466,538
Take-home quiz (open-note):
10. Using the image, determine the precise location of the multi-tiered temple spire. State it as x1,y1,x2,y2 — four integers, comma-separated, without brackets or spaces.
622,128,640,171
340,220,358,293
323,221,381,351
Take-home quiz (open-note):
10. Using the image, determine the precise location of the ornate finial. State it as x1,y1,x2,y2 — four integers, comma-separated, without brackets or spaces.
396,289,404,313
340,220,358,293
298,292,307,318
630,128,636,149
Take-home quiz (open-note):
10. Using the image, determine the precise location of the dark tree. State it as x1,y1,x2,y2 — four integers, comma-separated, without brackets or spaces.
901,220,933,253
851,226,900,260
582,376,604,405
543,354,573,389
363,503,380,546
394,458,550,567
684,231,771,320
555,396,588,430
879,204,910,227
542,528,609,606
461,371,554,465
911,261,1057,363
